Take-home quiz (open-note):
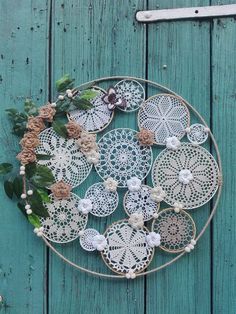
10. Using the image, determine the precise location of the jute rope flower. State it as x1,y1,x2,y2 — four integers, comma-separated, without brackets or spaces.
65,120,83,139
50,181,72,200
137,128,155,146
38,103,56,122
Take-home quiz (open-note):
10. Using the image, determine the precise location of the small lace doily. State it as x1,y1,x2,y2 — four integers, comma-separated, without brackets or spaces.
68,87,114,133
152,208,196,253
138,94,190,145
85,182,119,217
123,185,159,221
35,128,92,187
114,79,145,112
152,143,219,209
40,193,88,243
101,220,154,274
79,228,100,251
187,123,209,144
95,128,153,188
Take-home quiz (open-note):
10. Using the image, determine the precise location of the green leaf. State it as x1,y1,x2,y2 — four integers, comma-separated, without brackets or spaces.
28,213,41,227
31,165,55,188
13,176,23,199
37,188,51,203
52,120,68,138
0,163,13,175
24,99,38,116
71,98,93,110
4,180,14,199
17,202,27,217
80,89,99,100
55,100,71,113
25,162,37,179
28,189,49,217
36,154,53,160
56,74,74,92
5,108,18,117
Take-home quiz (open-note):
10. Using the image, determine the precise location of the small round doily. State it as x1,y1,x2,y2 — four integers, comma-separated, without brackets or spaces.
101,220,154,274
95,128,153,188
79,228,100,251
85,182,119,217
152,143,219,209
152,208,196,253
138,94,190,145
40,193,88,243
187,123,209,145
114,79,145,112
35,128,92,187
123,185,159,221
68,87,114,133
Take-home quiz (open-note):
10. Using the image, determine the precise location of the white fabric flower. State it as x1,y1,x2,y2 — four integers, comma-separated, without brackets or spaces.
146,232,161,248
166,136,181,150
150,186,166,202
92,234,107,251
127,177,142,192
103,177,118,192
126,269,136,279
78,198,93,214
178,169,193,184
128,212,144,229
86,150,100,165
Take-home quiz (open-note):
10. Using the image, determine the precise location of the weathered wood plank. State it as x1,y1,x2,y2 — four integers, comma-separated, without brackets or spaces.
0,1,49,313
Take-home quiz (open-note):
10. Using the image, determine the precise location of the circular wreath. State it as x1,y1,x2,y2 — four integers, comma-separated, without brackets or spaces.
0,75,222,279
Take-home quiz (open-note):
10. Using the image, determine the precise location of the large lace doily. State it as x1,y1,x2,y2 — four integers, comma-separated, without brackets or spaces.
115,79,145,112
138,94,190,145
35,128,92,187
85,182,119,217
152,208,196,253
68,88,113,133
123,185,159,221
40,193,88,243
95,128,153,187
101,220,154,274
152,143,219,209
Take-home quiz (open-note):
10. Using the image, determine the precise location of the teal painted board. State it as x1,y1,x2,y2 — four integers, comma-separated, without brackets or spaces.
0,1,49,313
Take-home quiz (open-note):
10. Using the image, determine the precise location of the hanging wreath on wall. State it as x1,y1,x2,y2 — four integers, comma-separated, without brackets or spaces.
0,75,222,279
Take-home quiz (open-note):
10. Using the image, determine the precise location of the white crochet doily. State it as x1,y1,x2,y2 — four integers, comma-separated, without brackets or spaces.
79,228,100,251
85,182,119,217
35,128,92,187
187,123,209,145
101,220,154,274
123,185,159,221
138,94,190,145
40,193,88,243
114,79,145,112
68,88,113,133
152,143,219,209
95,128,153,187
152,208,196,253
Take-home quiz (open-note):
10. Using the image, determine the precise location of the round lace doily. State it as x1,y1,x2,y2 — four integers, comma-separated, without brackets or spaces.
114,79,145,112
95,128,153,187
40,193,88,243
187,123,209,145
123,185,159,221
68,87,114,133
101,220,154,274
85,182,119,217
152,143,219,209
138,94,190,145
79,228,100,251
152,208,196,253
35,128,92,187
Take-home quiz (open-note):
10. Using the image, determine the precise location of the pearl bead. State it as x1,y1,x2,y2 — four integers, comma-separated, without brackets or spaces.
185,127,191,133
25,204,31,210
27,190,33,195
66,89,72,94
191,239,196,245
51,102,57,108
125,273,131,279
20,171,25,175
20,166,25,171
188,244,194,250
174,207,180,213
79,230,85,236
26,209,32,215
185,247,191,253
58,95,64,101
34,228,39,233
204,127,210,133
21,193,27,199
153,213,159,219
37,231,43,237
67,92,73,99
130,273,136,279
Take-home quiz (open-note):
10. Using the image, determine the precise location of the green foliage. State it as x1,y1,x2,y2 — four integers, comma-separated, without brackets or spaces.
25,162,37,179
28,213,41,227
6,109,28,137
37,188,51,203
0,163,13,175
13,176,23,199
24,99,38,116
28,189,49,217
71,98,93,110
4,180,14,199
52,120,68,138
36,154,53,160
17,202,27,217
80,89,99,100
31,164,55,188
56,74,74,92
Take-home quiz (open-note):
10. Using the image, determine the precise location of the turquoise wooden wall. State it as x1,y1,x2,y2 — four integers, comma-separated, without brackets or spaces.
0,1,235,313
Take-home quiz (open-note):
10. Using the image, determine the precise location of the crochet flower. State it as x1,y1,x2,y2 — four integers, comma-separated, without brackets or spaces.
17,148,37,165
39,103,56,122
150,186,166,203
127,177,142,192
166,136,181,150
86,150,100,165
137,128,155,146
126,269,136,279
102,87,127,110
178,169,193,184
27,116,45,134
92,234,107,251
65,120,83,139
78,198,93,214
77,131,98,154
103,177,118,192
20,132,40,149
50,181,72,199
146,232,161,248
128,212,144,229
